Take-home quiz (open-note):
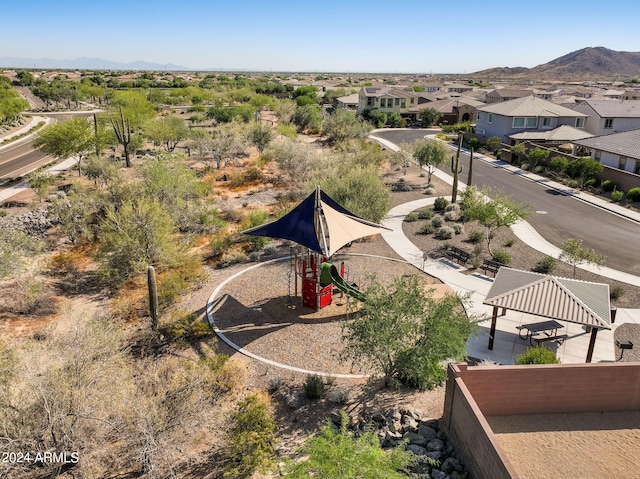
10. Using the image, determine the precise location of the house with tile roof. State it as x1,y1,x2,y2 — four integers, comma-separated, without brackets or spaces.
356,86,420,115
409,96,484,125
508,124,593,147
571,99,640,135
484,88,534,104
573,129,640,175
475,96,587,143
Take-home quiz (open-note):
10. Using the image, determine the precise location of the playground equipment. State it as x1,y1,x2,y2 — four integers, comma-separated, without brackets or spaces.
242,187,389,311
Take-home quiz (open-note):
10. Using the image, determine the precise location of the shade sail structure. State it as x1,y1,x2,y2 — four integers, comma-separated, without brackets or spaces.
241,187,391,257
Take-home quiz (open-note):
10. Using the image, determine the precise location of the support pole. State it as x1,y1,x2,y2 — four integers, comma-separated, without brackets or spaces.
488,306,498,350
586,327,599,363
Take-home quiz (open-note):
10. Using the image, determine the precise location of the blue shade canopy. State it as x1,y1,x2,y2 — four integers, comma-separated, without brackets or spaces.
241,188,390,256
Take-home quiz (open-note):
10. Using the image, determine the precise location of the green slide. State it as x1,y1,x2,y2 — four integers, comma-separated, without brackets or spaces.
320,262,366,303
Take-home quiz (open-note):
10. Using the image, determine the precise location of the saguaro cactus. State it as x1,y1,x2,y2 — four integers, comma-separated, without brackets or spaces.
451,133,464,203
110,107,133,167
467,147,474,187
147,265,159,331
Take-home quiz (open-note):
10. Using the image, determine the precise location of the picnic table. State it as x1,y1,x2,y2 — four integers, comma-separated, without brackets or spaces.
517,320,566,345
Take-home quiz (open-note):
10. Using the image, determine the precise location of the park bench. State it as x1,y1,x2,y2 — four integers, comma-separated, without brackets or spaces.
480,259,502,277
533,334,568,346
445,246,470,266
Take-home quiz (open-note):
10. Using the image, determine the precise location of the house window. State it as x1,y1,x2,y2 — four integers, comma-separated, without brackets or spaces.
525,117,537,127
410,98,415,105
395,98,400,106
543,117,551,127
513,117,525,127
604,118,614,129
488,113,493,124
594,150,602,161
619,157,627,170
367,97,374,107
400,98,406,108
381,98,387,108
635,160,640,174
576,117,584,128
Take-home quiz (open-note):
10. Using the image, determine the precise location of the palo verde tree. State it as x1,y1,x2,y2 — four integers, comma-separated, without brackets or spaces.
322,108,372,144
143,115,189,152
558,238,605,278
411,138,448,183
418,107,442,127
566,157,604,189
33,117,95,176
341,274,476,389
248,121,275,153
460,186,530,255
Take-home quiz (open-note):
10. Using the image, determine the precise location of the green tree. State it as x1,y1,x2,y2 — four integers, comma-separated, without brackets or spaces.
558,238,605,278
143,115,189,152
549,155,569,174
283,413,413,478
248,122,275,153
97,197,180,284
485,136,501,154
273,99,297,125
0,76,29,124
315,165,390,223
510,142,526,165
341,275,476,388
525,147,549,170
48,184,102,244
418,107,442,127
411,138,448,183
322,109,372,144
566,157,604,188
268,138,320,185
292,105,322,133
27,170,55,202
460,186,530,255
207,121,248,169
362,109,387,128
33,117,95,176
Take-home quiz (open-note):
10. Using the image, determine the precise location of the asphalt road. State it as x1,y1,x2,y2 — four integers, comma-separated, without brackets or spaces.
0,138,52,179
372,129,640,276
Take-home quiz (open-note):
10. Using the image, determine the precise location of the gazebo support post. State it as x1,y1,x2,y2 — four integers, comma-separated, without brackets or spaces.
488,306,499,350
586,327,599,363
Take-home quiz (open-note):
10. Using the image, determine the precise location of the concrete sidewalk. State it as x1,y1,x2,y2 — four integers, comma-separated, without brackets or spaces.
0,115,50,151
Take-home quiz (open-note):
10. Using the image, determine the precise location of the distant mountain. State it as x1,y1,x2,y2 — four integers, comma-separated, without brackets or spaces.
0,56,189,71
471,47,640,81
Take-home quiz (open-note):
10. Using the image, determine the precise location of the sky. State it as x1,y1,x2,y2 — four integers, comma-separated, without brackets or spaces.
3,0,640,73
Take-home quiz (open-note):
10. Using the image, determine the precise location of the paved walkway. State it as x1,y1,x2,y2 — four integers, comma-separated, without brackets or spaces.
374,134,640,364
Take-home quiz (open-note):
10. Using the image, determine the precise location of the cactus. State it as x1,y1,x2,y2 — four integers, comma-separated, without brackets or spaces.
148,265,158,331
451,134,464,203
467,147,474,187
110,107,133,167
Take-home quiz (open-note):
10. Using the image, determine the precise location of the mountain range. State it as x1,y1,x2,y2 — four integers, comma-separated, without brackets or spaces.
2,48,640,80
0,56,188,71
470,47,640,81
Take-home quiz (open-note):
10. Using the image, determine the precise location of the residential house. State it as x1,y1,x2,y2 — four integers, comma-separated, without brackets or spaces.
484,89,534,103
573,129,640,175
335,93,359,110
623,89,640,100
357,86,420,116
475,96,587,143
571,99,640,135
509,124,593,148
409,96,484,125
444,83,475,94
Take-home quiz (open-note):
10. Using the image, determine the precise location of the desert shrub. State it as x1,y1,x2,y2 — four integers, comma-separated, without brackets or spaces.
435,226,455,240
610,285,625,300
424,187,435,195
277,123,298,138
327,388,350,405
433,197,448,211
584,178,597,188
444,210,460,222
418,209,434,220
452,224,464,235
431,216,444,228
492,250,511,265
601,180,616,192
224,392,277,479
267,377,282,392
467,230,485,244
2,278,56,316
219,250,248,268
157,270,190,310
160,310,212,342
549,156,569,173
532,256,557,274
611,190,624,202
471,244,484,269
303,374,325,400
419,223,435,235
626,187,640,202
404,212,418,223
504,238,516,247
516,346,559,365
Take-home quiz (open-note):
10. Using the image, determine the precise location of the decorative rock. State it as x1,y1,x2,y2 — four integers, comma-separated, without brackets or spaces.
388,420,403,433
427,438,445,452
417,424,437,441
391,410,402,422
441,456,464,474
431,469,451,479
404,431,428,446
426,450,443,461
372,412,387,424
401,415,418,431
406,444,427,456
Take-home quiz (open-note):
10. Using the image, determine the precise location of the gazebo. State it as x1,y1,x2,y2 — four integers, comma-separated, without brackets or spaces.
242,187,390,310
483,267,612,363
